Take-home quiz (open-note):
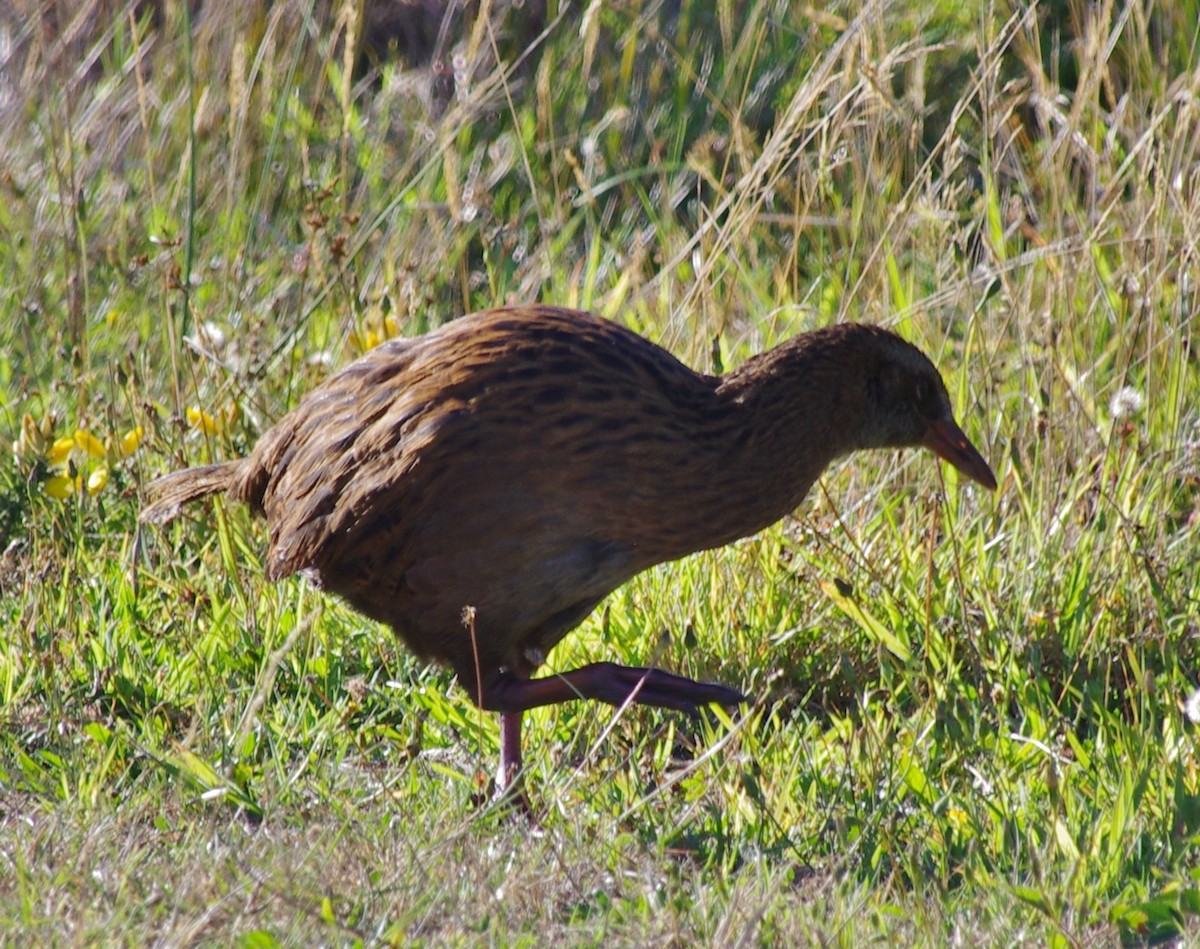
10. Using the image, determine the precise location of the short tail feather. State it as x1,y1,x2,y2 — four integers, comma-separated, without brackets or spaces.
139,461,242,524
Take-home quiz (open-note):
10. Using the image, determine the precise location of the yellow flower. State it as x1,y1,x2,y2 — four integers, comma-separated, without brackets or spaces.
74,429,106,459
46,474,81,499
119,426,143,457
28,417,134,500
47,437,75,466
187,407,221,436
87,466,110,495
187,404,238,436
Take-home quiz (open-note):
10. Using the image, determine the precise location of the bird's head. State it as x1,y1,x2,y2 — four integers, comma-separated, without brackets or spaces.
856,327,997,490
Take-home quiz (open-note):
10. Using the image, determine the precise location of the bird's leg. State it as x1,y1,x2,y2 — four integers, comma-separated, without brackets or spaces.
477,663,746,716
495,711,523,795
464,665,743,803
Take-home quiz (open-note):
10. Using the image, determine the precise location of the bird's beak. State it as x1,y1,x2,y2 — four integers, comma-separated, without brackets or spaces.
921,419,997,491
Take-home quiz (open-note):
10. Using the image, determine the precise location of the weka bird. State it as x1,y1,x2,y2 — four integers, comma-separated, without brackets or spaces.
141,305,996,792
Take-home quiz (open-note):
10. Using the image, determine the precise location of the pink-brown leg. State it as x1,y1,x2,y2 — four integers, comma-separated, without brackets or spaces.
478,663,745,715
465,663,744,803
496,711,523,794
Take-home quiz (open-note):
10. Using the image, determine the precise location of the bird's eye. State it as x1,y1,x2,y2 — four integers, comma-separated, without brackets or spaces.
912,376,940,416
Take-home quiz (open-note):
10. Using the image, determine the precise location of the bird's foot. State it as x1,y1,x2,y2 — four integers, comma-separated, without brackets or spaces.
479,663,746,716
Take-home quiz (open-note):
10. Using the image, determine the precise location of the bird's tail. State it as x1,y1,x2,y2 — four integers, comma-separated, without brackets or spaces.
139,461,243,524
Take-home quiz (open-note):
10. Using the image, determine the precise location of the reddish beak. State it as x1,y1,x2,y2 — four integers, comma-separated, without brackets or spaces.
921,419,997,491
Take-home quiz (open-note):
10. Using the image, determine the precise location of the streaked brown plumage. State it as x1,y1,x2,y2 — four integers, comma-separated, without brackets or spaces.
141,305,996,792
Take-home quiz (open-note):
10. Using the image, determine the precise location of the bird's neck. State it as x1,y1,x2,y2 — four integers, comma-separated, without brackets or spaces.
655,339,869,555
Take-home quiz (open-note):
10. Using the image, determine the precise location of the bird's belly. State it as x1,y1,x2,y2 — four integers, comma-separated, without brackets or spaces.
309,521,635,680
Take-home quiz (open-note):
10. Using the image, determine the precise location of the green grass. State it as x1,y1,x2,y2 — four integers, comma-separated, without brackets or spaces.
3,0,1200,944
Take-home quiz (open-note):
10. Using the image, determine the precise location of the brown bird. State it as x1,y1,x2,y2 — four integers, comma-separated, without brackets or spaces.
141,305,996,793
